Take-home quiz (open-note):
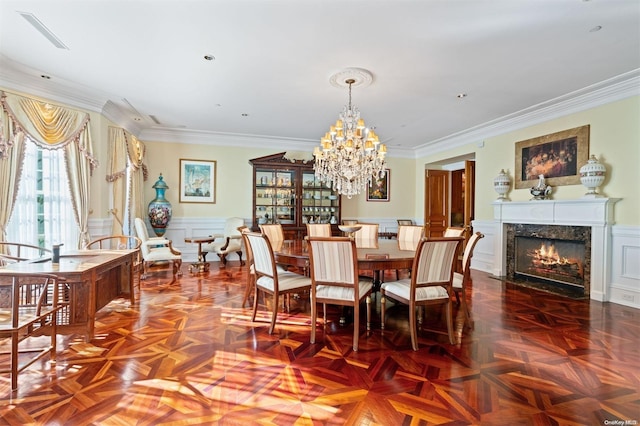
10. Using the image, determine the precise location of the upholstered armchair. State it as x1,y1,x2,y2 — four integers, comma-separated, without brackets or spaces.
134,218,182,281
202,217,245,266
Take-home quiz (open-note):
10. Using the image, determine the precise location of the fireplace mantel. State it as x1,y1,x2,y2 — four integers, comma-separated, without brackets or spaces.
492,198,620,301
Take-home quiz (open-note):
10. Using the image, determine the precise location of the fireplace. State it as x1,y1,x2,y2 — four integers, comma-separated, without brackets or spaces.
492,199,618,301
506,224,590,295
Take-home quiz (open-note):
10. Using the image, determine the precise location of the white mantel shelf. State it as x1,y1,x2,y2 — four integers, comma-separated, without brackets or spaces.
492,198,620,302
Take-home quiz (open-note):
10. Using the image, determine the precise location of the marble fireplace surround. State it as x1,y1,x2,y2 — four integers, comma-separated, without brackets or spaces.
493,198,619,301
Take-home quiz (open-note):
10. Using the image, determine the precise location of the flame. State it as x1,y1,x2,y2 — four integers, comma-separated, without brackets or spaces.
534,243,571,265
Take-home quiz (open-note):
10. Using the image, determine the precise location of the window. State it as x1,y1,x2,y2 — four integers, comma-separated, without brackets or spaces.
6,139,79,248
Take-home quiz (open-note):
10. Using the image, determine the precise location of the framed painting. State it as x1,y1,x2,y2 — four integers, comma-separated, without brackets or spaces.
367,169,390,202
179,159,216,203
514,125,589,189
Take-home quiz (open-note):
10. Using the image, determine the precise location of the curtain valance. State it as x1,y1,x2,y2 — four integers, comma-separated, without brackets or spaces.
0,91,98,172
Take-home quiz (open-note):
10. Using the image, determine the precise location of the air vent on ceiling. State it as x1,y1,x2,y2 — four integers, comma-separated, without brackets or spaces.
149,115,162,125
18,11,69,50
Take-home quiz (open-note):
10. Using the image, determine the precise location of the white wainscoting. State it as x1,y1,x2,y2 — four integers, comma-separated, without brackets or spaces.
471,219,640,309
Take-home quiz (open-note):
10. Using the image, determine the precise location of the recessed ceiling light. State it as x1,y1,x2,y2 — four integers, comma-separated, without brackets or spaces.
589,25,602,33
204,54,215,61
457,93,467,99
40,74,51,79
133,117,141,122
241,113,249,117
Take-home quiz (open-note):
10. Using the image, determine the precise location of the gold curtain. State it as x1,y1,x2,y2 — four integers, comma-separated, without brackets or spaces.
107,127,147,236
0,92,27,243
0,91,98,247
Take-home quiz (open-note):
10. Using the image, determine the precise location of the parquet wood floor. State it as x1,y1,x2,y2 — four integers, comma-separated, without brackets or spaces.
1,262,638,425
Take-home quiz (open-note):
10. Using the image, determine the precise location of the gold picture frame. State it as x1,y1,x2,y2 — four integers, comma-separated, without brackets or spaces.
179,159,216,203
514,125,589,189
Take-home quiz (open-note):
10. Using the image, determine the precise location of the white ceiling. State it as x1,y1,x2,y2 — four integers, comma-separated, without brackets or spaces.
1,0,639,157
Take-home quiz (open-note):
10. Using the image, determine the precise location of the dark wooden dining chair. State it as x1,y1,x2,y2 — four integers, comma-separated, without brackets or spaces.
380,236,463,350
0,273,63,391
307,236,373,352
244,232,311,334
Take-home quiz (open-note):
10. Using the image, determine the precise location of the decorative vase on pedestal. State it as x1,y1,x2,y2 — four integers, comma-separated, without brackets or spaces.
493,169,511,201
579,155,606,198
148,174,172,237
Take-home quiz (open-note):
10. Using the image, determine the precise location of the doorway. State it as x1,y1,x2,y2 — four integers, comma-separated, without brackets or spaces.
424,156,475,239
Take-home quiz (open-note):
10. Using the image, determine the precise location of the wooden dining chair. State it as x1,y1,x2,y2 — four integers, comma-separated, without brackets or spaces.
354,223,379,247
307,236,373,352
444,227,465,237
259,224,284,243
393,225,424,279
244,232,311,334
0,273,63,391
380,236,463,350
306,223,331,237
452,232,484,326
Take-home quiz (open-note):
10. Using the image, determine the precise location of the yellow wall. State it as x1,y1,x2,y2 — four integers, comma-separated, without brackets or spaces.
6,87,635,227
341,156,416,219
140,143,417,221
416,95,640,226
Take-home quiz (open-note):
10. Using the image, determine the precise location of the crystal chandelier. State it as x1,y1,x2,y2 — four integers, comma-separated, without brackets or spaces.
313,78,387,198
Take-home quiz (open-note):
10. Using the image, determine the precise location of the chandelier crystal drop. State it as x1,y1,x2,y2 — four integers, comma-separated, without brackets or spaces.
313,78,387,198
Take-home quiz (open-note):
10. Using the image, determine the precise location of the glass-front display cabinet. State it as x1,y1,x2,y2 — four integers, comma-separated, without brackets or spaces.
250,152,341,239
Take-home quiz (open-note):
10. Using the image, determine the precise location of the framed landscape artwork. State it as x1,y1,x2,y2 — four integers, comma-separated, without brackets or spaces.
514,125,589,189
179,159,216,203
367,169,390,202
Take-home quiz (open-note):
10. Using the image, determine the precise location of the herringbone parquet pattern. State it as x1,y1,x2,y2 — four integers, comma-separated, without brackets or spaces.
1,263,638,425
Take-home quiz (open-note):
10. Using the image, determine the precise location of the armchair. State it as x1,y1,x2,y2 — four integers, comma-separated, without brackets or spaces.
202,217,245,266
0,273,62,391
134,218,182,281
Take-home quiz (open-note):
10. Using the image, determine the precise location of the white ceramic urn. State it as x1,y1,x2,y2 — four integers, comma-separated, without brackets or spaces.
493,169,511,201
579,155,606,198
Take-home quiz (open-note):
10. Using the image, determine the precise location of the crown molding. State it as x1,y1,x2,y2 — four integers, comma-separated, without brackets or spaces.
415,69,640,158
0,55,109,113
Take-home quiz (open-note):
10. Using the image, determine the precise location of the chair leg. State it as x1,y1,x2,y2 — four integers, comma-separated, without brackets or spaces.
251,286,259,322
269,292,279,334
445,302,456,345
409,305,418,351
310,296,317,344
366,296,371,332
242,272,255,308
353,303,360,352
380,291,386,330
236,250,245,266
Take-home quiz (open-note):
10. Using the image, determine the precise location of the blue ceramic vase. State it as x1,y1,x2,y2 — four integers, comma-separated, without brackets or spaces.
148,174,172,237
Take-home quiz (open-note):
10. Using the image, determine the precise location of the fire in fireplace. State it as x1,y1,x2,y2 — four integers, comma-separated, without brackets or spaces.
506,224,591,295
515,237,585,287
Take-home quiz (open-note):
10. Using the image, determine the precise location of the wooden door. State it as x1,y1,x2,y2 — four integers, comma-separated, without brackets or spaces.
463,160,475,238
424,169,449,237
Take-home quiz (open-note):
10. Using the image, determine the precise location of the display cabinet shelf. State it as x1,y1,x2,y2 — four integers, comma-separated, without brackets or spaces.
250,153,341,239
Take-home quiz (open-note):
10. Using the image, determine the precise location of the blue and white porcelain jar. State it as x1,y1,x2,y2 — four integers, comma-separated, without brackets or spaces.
148,174,172,237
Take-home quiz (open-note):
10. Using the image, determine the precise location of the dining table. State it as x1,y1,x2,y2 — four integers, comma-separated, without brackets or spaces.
272,238,417,286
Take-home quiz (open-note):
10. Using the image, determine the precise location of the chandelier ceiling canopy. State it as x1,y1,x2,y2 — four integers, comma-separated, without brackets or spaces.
313,68,387,198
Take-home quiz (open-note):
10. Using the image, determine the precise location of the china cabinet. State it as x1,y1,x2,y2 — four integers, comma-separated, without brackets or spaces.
249,153,341,239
